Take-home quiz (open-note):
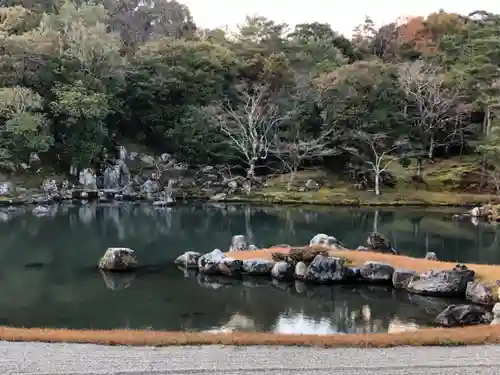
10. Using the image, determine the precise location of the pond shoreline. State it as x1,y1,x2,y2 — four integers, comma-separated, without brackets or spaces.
2,184,499,209
1,324,500,347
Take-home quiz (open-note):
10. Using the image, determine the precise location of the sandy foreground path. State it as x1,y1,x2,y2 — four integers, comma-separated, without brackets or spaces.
1,341,499,375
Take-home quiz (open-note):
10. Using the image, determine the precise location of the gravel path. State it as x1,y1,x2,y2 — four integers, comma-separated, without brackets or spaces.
1,341,499,374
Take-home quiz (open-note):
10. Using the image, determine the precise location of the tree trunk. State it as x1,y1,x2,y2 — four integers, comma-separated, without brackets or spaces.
287,170,296,192
247,159,256,179
428,136,435,160
416,157,422,179
374,170,380,196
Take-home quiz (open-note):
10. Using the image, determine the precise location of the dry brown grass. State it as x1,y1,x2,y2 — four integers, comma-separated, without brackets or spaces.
2,325,500,347
227,247,500,284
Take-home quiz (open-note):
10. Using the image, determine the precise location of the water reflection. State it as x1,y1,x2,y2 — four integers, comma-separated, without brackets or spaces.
0,203,498,265
0,203,493,333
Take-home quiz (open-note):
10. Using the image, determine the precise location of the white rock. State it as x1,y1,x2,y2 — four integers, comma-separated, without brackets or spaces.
309,233,340,248
79,168,97,189
98,247,138,271
229,235,248,251
491,303,500,325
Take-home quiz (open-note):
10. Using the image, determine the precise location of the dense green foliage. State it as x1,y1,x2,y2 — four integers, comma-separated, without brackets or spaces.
1,1,500,191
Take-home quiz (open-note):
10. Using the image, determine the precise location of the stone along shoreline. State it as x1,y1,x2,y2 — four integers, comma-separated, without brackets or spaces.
172,234,500,328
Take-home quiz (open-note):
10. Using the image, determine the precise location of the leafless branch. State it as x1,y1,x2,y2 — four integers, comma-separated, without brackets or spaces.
217,84,284,179
398,60,459,158
343,131,406,195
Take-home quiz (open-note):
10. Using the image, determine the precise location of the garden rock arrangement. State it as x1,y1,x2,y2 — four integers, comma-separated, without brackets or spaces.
98,247,138,271
173,232,500,328
453,204,500,223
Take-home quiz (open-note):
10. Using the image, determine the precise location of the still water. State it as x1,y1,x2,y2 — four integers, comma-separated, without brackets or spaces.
0,203,495,333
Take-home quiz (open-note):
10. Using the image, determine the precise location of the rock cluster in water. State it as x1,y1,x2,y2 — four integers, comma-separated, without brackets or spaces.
171,233,500,329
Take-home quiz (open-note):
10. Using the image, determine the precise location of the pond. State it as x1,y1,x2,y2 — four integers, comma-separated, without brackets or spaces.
0,203,495,333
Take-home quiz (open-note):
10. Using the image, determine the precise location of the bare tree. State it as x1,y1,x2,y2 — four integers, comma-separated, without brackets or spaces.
273,125,339,191
217,84,284,182
344,131,406,196
398,60,458,170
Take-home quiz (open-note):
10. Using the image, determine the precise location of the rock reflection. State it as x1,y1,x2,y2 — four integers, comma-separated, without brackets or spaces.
208,313,257,333
273,312,342,334
0,203,490,332
197,274,241,289
100,270,136,291
388,317,419,333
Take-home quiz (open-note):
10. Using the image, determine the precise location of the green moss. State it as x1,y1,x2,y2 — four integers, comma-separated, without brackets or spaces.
249,155,496,207
244,186,499,207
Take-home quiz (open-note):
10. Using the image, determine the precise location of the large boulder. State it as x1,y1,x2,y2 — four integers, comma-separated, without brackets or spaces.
435,304,489,327
360,261,394,282
407,268,475,297
98,247,138,271
242,259,274,276
79,168,97,189
41,179,58,195
303,255,347,283
465,281,499,305
366,232,398,254
309,233,343,249
198,249,225,275
424,252,438,261
229,235,248,251
174,251,201,269
271,261,294,281
392,269,416,289
217,257,243,277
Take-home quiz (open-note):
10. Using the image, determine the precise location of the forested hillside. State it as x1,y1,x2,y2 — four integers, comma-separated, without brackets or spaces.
1,1,500,198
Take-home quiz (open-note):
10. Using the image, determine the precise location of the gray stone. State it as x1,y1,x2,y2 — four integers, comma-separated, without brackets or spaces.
29,152,40,164
303,255,347,283
309,233,341,249
305,179,320,190
103,164,121,189
435,304,488,327
174,251,201,269
294,261,307,280
140,179,159,194
466,281,498,305
491,303,500,325
217,257,243,277
392,269,416,289
79,168,97,189
271,261,294,281
98,247,137,271
210,193,227,201
198,249,225,275
139,154,156,167
407,268,475,297
360,261,394,282
229,235,248,251
41,179,58,195
425,252,438,261
242,259,274,276
0,181,13,196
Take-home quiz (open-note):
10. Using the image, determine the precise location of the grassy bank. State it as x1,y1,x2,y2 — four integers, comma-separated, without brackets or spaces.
2,325,500,347
241,187,498,206
227,247,500,284
237,156,499,207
